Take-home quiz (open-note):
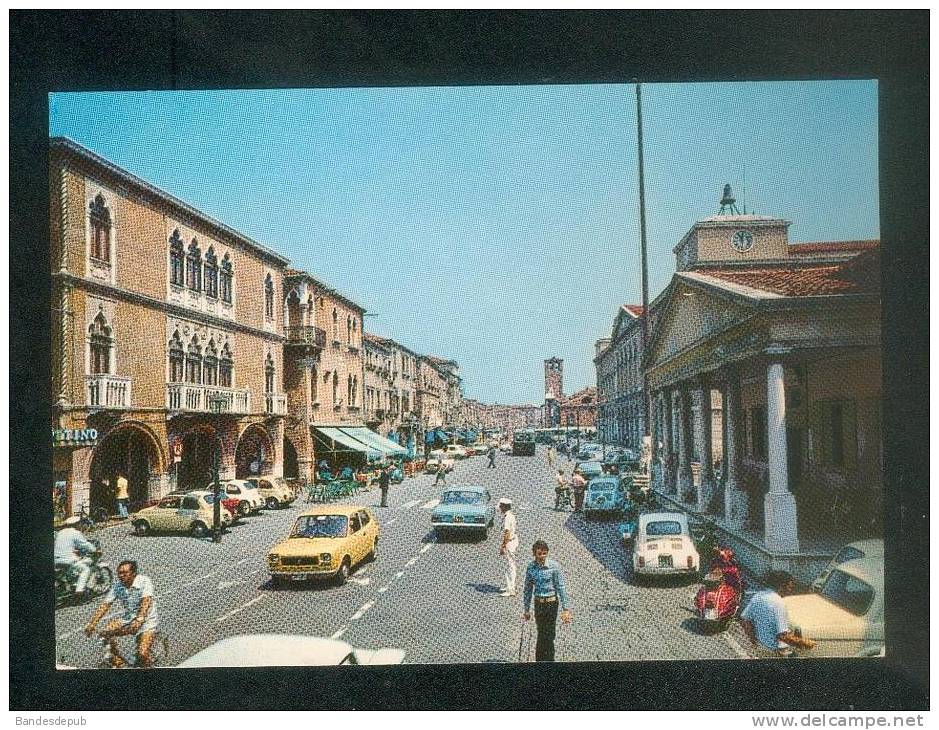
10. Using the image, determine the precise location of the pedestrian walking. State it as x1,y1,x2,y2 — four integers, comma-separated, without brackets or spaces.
740,570,816,658
547,445,556,468
487,444,497,468
571,470,587,512
522,540,572,662
553,469,569,510
378,465,390,508
434,464,447,487
115,474,129,519
498,498,519,597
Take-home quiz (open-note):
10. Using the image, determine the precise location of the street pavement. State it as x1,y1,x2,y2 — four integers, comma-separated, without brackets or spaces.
55,446,754,667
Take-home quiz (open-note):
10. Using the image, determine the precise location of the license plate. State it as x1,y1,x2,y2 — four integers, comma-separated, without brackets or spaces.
705,608,718,620
454,516,463,523
290,574,307,581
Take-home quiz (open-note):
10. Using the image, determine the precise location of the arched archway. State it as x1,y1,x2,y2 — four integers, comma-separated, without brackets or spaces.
283,436,299,480
177,425,222,492
236,424,275,479
89,423,164,513
285,288,301,329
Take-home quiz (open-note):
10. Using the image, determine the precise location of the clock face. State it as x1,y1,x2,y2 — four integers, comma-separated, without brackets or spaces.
731,229,754,252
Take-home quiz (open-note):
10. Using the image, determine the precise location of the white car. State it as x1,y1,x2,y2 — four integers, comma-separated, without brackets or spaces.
785,556,884,658
176,634,406,667
811,539,884,591
443,444,468,459
499,442,513,454
425,451,455,474
632,512,700,581
217,479,264,516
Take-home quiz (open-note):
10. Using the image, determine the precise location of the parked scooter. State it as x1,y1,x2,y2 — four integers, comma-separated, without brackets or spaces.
693,548,744,633
54,537,113,607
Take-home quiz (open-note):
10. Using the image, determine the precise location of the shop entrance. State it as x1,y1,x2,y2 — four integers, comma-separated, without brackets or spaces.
89,426,159,514
283,437,299,480
236,425,273,479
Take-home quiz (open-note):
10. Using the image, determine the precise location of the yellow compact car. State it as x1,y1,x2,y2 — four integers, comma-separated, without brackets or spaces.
131,490,232,538
268,505,379,587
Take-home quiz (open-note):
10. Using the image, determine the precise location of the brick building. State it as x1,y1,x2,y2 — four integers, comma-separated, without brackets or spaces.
51,138,289,517
363,332,421,450
557,387,598,430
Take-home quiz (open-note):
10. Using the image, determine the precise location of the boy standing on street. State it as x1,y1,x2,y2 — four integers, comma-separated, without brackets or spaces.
522,540,572,661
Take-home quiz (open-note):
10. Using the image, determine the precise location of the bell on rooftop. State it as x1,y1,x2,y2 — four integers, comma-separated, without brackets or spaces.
718,183,741,215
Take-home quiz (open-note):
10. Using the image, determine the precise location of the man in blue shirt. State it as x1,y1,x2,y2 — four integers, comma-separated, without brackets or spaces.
522,540,572,661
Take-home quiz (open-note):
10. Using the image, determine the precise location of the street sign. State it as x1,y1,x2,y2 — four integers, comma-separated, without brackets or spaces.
172,439,183,462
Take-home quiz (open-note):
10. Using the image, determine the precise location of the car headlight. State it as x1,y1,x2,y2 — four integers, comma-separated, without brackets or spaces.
268,554,279,566
320,553,332,563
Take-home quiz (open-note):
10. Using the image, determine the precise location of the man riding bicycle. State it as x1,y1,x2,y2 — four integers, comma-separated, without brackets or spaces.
85,560,160,667
54,516,97,601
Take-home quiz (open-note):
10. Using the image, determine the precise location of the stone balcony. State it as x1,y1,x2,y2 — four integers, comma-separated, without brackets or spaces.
85,374,132,409
286,325,327,349
265,393,287,415
166,383,251,414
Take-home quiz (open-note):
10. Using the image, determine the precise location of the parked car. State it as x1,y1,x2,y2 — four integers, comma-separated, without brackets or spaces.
632,512,700,581
247,476,296,510
785,556,884,657
574,461,604,481
176,634,405,667
144,489,242,521
268,505,379,587
443,444,468,460
430,486,495,538
132,491,232,538
583,476,626,520
425,452,455,473
219,479,264,516
499,442,513,454
811,539,884,591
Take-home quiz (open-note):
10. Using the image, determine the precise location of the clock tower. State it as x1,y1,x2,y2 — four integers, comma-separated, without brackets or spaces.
673,184,791,271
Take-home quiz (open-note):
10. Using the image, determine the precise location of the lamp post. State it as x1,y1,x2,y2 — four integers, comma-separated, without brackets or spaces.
207,393,228,544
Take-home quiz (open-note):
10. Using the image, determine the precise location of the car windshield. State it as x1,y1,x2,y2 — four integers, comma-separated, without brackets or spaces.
243,482,259,491
646,520,683,536
589,481,616,492
291,515,348,538
820,569,875,616
441,491,483,505
831,546,865,566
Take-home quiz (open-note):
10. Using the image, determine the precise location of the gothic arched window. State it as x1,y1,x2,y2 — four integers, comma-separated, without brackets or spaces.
347,374,353,405
265,353,275,394
186,240,203,291
89,194,111,262
204,247,219,299
88,312,112,375
220,255,233,304
169,230,185,286
204,339,219,386
185,336,202,384
264,274,274,320
332,371,339,406
168,331,184,382
219,342,233,387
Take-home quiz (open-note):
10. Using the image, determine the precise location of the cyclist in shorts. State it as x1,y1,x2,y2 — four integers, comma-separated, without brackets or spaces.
85,560,159,667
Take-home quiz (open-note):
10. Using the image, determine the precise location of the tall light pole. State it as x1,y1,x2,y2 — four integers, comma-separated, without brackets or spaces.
635,81,654,468
208,393,228,543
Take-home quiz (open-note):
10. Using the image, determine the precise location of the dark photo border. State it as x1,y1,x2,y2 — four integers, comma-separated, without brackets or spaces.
10,10,929,711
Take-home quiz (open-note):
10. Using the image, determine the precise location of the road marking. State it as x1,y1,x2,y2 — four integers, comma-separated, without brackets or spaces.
356,566,368,576
521,502,532,511
420,543,433,553
237,558,251,565
216,595,265,623
421,499,440,509
330,627,347,640
350,601,374,620
405,557,418,567
377,585,390,594
399,499,421,510
217,580,242,590
722,630,750,659
385,518,398,526
394,571,404,579
347,577,371,586
183,571,217,588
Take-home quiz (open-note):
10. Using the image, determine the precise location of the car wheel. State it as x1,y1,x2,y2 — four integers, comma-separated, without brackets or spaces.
366,538,378,562
335,558,351,586
266,497,278,510
271,575,287,590
133,520,150,536
239,501,250,517
190,522,209,538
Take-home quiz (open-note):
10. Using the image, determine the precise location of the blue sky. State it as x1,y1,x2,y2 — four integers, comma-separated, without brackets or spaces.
50,81,879,404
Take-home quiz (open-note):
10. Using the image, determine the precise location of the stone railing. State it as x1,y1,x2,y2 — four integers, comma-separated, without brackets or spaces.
286,325,327,349
85,374,132,409
265,393,287,415
166,383,251,414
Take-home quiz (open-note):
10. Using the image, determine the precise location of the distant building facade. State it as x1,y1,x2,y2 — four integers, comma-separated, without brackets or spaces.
544,357,564,426
557,387,598,430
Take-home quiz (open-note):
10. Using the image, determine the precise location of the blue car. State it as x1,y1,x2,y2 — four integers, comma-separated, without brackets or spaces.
583,476,626,520
431,485,495,538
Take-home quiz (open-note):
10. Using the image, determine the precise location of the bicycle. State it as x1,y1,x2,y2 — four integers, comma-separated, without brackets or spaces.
93,628,170,669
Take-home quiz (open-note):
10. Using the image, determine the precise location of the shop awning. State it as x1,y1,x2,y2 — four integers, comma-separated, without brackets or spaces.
339,427,407,456
315,427,382,459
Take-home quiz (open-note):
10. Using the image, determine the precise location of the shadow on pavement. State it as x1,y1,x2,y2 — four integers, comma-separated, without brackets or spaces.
563,512,631,585
431,530,487,544
260,577,338,593
465,582,502,594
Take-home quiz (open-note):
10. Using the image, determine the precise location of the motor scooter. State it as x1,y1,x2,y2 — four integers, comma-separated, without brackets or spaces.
55,537,113,607
693,568,740,633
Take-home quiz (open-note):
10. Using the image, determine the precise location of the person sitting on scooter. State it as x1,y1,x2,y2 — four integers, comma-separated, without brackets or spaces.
54,517,97,602
711,547,744,595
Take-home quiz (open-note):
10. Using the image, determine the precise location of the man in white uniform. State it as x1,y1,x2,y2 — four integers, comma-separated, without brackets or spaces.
54,517,96,599
740,570,816,657
498,498,519,597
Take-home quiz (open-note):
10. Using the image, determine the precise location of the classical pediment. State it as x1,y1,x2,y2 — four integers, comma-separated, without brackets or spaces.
646,280,756,369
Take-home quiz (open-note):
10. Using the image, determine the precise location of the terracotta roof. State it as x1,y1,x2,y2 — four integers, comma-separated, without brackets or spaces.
621,304,644,317
699,250,880,298
788,240,879,255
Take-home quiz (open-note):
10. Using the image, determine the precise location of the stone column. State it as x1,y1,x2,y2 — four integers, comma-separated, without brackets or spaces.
677,385,694,502
721,370,747,529
697,380,715,513
765,361,800,552
661,389,675,494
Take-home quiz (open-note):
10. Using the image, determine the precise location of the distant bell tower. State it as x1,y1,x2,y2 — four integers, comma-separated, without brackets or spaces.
544,357,564,401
